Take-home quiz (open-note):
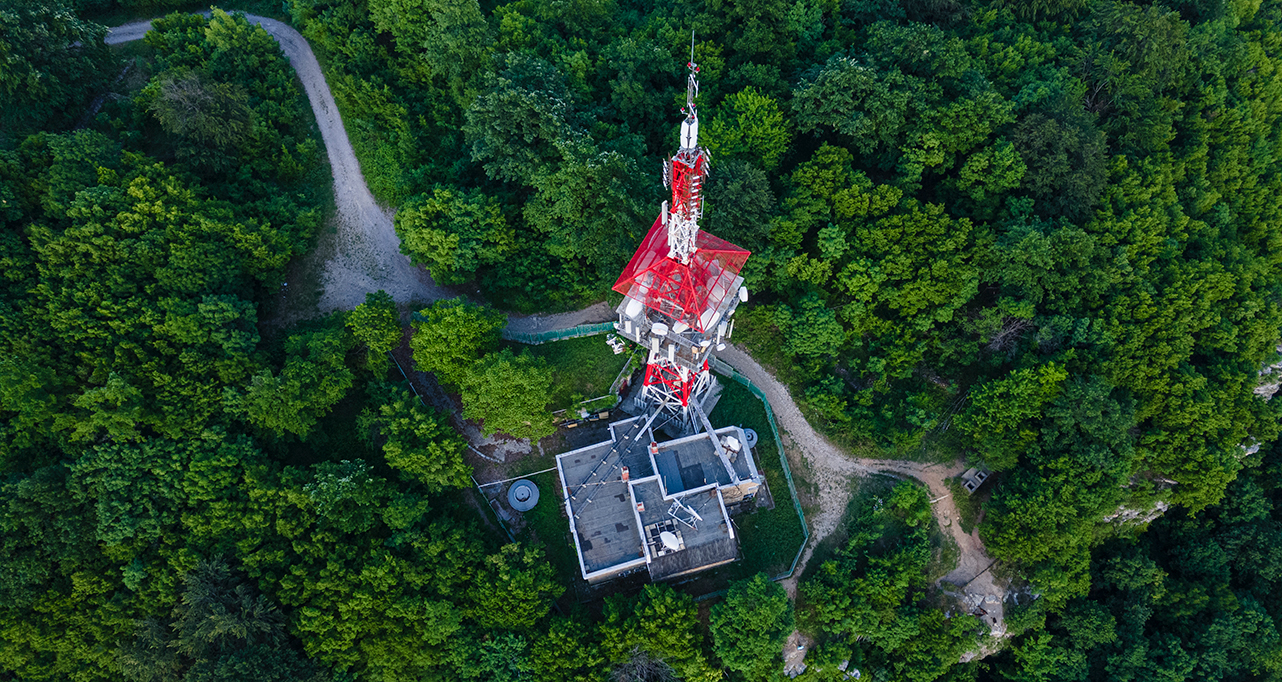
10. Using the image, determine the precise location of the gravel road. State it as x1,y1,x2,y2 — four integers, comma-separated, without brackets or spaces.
107,14,451,313
717,344,998,598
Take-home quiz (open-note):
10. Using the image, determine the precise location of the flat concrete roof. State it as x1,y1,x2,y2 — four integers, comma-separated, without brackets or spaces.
558,416,654,576
555,416,759,583
653,426,758,494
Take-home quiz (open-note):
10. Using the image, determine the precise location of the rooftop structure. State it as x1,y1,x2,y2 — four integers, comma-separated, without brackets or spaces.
555,413,764,584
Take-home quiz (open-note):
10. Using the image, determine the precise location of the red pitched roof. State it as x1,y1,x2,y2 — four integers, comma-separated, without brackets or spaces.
612,217,750,333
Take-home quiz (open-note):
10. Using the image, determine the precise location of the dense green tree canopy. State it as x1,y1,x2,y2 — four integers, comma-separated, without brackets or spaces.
8,0,1282,679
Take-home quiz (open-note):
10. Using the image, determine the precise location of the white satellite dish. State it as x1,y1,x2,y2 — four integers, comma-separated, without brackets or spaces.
660,531,681,551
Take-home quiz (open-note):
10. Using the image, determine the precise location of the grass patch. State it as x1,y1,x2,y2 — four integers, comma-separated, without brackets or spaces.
510,335,634,413
708,379,806,579
519,490,580,586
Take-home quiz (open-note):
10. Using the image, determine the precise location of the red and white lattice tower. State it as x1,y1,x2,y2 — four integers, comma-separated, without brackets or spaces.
611,54,751,433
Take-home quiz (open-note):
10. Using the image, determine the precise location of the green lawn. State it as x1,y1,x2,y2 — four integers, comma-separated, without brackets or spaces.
518,484,581,586
510,335,635,413
708,379,807,579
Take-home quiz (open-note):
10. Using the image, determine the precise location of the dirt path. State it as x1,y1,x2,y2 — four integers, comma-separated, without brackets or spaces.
106,14,451,316
505,301,616,333
716,345,1000,602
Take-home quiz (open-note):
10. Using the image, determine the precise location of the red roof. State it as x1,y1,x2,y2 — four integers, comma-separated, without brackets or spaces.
612,217,751,333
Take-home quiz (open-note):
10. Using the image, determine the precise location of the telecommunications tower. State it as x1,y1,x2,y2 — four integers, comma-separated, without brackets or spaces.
611,44,752,433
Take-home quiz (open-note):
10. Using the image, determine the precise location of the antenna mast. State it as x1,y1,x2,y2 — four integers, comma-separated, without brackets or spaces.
664,32,709,265
609,34,752,434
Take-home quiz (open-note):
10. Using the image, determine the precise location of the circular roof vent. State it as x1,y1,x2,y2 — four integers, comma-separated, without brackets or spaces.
508,480,540,512
743,429,759,449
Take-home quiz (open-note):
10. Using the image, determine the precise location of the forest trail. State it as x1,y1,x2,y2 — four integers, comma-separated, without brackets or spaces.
106,12,999,613
716,345,1001,607
107,14,451,314
108,15,618,332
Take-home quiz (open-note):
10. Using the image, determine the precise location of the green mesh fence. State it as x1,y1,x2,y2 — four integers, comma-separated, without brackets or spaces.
502,322,616,345
709,357,810,581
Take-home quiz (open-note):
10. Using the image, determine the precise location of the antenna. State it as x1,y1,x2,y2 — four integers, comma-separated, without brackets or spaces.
686,33,699,116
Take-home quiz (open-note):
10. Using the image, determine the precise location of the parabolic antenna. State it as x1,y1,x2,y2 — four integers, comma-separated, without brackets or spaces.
743,428,759,449
660,531,681,551
508,480,539,512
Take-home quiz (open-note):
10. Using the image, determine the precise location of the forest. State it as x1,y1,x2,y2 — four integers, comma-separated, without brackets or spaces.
3,0,1282,678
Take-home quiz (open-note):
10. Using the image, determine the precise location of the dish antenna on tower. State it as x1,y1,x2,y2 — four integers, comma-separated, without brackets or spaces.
660,531,681,552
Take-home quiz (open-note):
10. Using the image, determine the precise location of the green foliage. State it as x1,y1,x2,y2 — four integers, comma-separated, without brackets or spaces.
980,377,1138,605
801,480,981,681
358,382,470,490
347,290,401,373
955,363,1069,470
117,559,321,682
0,0,116,135
9,0,1282,679
793,23,1014,187
703,159,775,252
409,297,506,386
464,54,574,184
704,87,791,170
523,136,646,286
145,70,252,157
986,444,1282,682
396,187,514,285
601,584,720,682
710,573,794,677
460,348,556,440
367,0,490,101
776,292,846,365
228,321,355,439
529,616,605,682
467,543,564,630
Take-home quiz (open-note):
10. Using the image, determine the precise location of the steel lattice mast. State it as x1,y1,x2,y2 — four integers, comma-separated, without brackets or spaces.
611,45,752,433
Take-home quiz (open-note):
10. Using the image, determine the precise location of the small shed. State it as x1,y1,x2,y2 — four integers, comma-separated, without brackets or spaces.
961,467,990,495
